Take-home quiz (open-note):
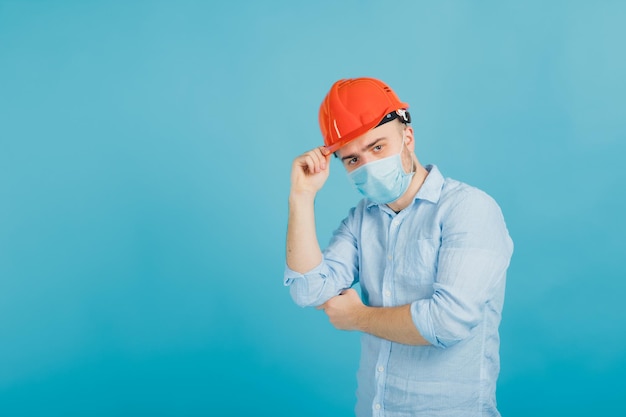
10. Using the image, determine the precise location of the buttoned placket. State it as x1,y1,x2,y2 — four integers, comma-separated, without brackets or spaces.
372,207,408,416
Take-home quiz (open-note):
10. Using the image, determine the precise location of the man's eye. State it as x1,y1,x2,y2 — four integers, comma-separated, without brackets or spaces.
348,157,358,165
373,145,382,152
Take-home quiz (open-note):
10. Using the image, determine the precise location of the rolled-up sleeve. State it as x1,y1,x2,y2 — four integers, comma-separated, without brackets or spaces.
410,189,514,348
284,262,337,307
284,211,360,308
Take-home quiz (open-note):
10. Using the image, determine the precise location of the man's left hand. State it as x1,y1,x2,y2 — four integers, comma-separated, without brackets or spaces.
317,288,368,331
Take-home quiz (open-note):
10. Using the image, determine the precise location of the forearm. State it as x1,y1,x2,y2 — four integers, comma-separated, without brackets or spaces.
321,290,430,345
358,304,430,346
286,192,323,273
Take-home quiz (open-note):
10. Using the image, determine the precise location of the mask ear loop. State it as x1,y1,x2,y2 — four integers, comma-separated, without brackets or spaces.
401,132,415,174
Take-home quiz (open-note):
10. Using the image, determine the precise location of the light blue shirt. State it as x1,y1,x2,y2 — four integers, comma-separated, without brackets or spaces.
284,165,514,417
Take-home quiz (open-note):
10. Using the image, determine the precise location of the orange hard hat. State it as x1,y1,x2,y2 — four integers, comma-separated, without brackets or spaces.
318,77,409,153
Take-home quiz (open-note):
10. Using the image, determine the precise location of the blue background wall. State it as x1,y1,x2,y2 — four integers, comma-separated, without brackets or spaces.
1,1,625,416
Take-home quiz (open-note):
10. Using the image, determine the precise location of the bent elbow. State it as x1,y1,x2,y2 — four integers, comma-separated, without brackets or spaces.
429,300,482,349
290,286,323,307
288,278,332,308
431,318,479,349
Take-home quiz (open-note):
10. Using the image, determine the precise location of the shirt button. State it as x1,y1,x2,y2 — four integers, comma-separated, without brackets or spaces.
378,366,384,372
375,403,381,410
387,255,392,260
384,290,391,297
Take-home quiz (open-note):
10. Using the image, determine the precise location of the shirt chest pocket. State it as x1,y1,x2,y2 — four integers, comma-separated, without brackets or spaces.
396,238,439,289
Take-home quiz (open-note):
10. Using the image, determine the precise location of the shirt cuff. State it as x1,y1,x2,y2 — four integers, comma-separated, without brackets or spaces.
283,261,325,286
410,299,439,347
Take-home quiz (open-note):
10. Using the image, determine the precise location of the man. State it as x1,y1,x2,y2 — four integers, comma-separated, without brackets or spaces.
284,77,513,416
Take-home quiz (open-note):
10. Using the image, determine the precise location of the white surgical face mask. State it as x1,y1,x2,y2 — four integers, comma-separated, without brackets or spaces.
347,135,414,204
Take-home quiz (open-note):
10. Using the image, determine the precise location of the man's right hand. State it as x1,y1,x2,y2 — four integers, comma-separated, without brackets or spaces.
286,146,331,273
290,146,332,196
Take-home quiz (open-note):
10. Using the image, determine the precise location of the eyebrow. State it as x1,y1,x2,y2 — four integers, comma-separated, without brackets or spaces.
340,137,387,162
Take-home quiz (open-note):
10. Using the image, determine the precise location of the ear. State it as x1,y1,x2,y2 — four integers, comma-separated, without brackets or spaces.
403,125,415,151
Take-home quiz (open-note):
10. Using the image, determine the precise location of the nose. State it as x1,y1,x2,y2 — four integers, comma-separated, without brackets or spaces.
359,154,373,165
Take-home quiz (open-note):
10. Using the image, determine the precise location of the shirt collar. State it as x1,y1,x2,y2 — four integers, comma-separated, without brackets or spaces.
366,164,444,209
414,164,444,204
